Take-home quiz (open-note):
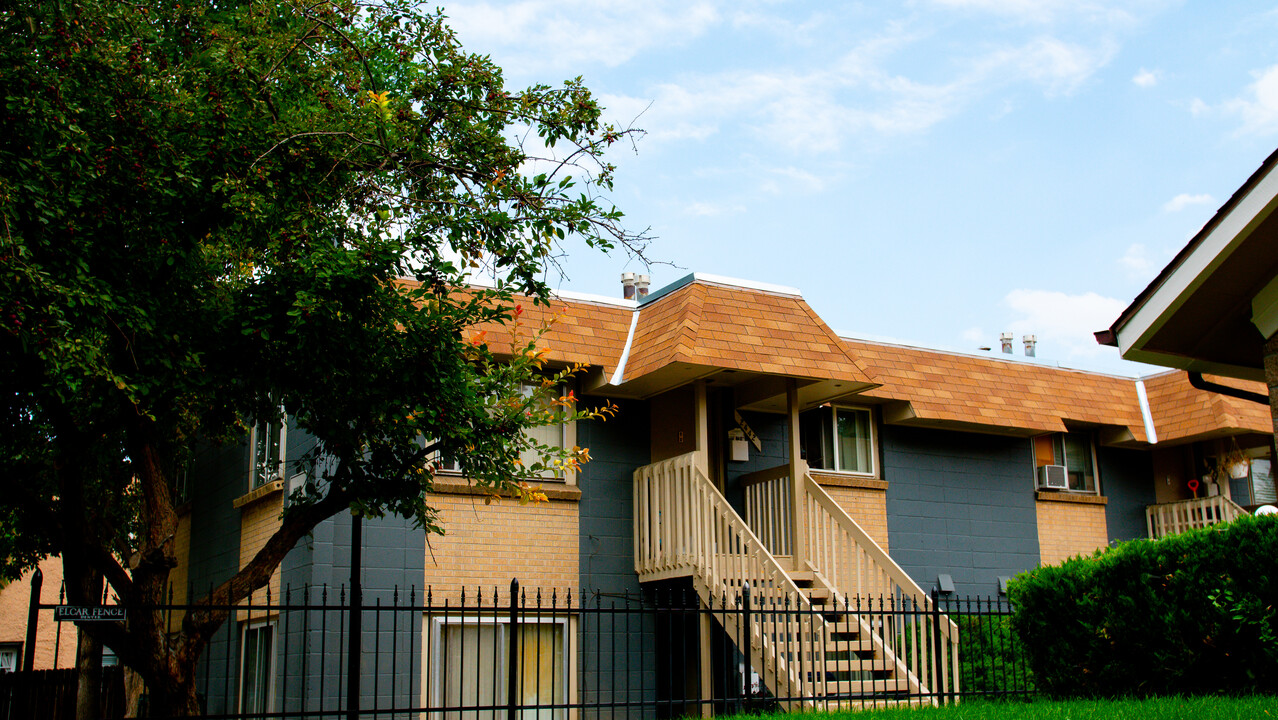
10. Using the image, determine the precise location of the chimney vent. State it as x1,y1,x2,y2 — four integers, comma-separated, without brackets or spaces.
636,274,650,299
999,332,1013,354
1023,334,1037,357
621,272,636,300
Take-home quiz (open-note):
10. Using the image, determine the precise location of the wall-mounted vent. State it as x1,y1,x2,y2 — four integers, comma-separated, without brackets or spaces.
1037,464,1067,490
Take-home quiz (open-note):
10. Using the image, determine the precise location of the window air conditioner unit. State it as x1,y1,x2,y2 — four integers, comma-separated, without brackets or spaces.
1038,464,1068,490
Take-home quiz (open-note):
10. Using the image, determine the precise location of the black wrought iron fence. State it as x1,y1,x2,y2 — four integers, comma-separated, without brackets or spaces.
12,578,1035,719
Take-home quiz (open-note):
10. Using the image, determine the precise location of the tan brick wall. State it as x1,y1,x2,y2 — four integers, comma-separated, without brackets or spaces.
0,558,79,669
239,491,284,620
822,485,889,553
423,493,578,601
1036,498,1109,566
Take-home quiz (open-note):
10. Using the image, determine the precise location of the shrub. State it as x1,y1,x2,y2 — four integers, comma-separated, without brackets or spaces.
1008,514,1278,698
956,611,1036,695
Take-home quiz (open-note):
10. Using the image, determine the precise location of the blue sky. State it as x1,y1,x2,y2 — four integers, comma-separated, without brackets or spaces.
440,0,1278,376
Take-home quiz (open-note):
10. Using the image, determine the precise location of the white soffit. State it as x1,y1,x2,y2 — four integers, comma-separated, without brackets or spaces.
1118,163,1278,356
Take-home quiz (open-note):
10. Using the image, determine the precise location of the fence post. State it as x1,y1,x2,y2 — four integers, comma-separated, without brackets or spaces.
347,513,363,720
507,578,520,720
24,568,42,672
740,582,751,710
930,587,945,705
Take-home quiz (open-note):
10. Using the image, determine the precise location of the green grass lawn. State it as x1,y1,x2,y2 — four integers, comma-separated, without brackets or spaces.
714,696,1276,720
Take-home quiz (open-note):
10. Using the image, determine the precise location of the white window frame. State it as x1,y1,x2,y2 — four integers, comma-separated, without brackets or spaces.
804,405,878,477
0,643,20,673
237,620,275,716
1033,432,1101,495
249,417,287,490
423,614,573,720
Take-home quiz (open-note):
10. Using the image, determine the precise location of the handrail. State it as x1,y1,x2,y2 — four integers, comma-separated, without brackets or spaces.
634,452,820,704
1146,494,1248,540
635,452,958,706
803,471,959,697
742,465,794,557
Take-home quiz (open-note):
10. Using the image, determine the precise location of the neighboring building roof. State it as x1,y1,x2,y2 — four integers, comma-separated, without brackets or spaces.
1101,147,1278,381
1140,370,1271,444
843,338,1149,444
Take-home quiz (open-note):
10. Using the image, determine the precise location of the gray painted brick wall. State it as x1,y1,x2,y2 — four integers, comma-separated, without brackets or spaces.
576,398,655,712
1098,446,1156,543
883,425,1040,597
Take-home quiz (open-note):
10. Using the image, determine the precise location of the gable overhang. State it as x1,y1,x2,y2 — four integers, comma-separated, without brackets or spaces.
583,273,880,406
1104,148,1278,382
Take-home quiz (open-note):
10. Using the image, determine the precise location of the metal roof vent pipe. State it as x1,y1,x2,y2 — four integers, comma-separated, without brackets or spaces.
621,272,636,300
635,274,650,299
1000,332,1014,354
1023,334,1037,357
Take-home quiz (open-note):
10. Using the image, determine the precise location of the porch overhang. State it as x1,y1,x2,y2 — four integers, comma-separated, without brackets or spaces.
586,273,880,406
1101,148,1278,382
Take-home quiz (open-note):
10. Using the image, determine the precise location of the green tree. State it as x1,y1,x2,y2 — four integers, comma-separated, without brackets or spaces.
0,1,641,715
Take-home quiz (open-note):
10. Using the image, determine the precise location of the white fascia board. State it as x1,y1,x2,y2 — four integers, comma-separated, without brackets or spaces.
689,273,802,297
1117,163,1278,357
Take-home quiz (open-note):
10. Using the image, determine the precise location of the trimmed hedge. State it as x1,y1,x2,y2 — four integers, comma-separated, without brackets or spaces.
1007,514,1278,698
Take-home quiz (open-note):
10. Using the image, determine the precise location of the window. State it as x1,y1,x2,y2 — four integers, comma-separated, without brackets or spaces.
239,623,274,715
1221,447,1275,506
249,419,286,489
434,383,574,483
0,643,20,673
800,405,876,476
428,617,567,720
1033,432,1098,493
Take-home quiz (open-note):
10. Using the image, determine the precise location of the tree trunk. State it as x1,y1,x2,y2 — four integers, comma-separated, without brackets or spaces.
75,628,103,720
145,664,203,717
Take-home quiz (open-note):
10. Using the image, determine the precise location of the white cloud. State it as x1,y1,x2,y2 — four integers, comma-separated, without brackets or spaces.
1220,64,1278,136
1162,193,1214,212
597,33,1111,153
1003,289,1127,359
1132,68,1158,87
926,0,1156,27
444,1,720,76
764,166,830,194
1118,243,1155,279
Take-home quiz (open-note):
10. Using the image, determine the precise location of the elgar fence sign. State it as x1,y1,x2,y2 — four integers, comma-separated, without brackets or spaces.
55,606,127,622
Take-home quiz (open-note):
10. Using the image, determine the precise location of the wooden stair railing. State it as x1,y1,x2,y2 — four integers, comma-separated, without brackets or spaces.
635,451,816,708
636,452,958,709
1146,495,1248,539
802,469,959,701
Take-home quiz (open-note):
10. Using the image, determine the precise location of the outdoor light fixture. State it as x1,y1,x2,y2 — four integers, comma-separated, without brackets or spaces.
937,574,955,595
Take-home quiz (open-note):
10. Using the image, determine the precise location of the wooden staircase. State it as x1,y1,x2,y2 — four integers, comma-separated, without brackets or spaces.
635,451,958,711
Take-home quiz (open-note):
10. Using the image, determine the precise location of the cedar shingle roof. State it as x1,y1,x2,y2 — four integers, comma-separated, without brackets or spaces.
473,294,633,375
622,280,873,385
843,339,1148,441
1141,371,1270,443
409,278,1268,446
